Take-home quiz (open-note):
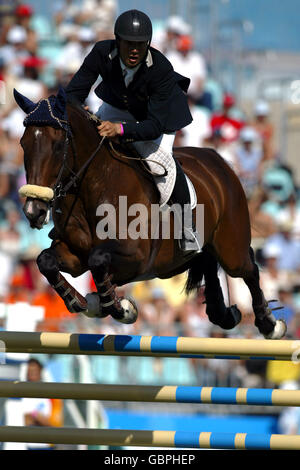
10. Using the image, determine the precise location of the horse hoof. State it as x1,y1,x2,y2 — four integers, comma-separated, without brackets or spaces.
84,293,106,318
223,305,242,329
207,304,241,330
264,320,287,339
116,297,138,324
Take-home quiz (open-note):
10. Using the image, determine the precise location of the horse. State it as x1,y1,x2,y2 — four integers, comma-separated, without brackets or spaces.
14,87,286,340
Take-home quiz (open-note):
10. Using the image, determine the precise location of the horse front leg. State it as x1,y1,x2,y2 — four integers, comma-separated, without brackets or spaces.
87,246,138,324
36,242,88,314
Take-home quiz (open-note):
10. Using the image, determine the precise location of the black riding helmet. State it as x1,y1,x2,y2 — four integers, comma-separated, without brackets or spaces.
114,9,152,43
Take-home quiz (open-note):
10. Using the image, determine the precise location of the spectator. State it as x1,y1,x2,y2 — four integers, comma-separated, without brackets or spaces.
174,95,211,148
261,165,296,219
21,359,55,450
204,127,238,172
166,34,210,110
276,287,297,327
153,15,190,54
53,0,82,41
17,56,48,100
260,243,291,302
75,0,117,40
210,93,244,143
14,4,37,55
275,193,300,242
263,220,300,272
251,100,275,161
234,126,263,198
54,27,96,83
0,56,19,119
1,25,30,77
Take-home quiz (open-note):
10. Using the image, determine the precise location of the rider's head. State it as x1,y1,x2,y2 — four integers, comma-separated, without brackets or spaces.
114,10,152,68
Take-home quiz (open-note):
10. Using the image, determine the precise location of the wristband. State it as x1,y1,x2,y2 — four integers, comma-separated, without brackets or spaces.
119,123,124,135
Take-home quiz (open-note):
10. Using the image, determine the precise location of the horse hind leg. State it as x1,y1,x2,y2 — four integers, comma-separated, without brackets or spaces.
186,250,242,330
243,247,287,339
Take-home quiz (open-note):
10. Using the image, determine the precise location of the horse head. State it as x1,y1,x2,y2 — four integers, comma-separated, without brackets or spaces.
14,87,70,229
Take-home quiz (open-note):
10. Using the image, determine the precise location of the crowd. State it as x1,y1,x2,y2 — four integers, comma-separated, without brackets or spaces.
0,2,300,435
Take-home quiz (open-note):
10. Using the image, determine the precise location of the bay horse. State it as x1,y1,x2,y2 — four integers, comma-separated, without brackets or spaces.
14,87,286,339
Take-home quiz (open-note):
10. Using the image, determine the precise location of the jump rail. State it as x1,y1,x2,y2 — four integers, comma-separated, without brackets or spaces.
1,331,300,450
0,331,299,360
1,381,300,407
0,426,299,450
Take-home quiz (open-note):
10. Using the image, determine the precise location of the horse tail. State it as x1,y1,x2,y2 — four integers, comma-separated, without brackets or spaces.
185,250,212,294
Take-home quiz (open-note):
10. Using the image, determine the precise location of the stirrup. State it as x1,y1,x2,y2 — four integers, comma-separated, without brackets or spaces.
179,227,202,254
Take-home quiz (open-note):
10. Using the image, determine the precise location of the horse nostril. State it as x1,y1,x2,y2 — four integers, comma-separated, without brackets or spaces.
23,200,35,218
23,199,48,227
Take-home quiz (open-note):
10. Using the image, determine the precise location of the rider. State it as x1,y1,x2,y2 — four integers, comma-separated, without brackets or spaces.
66,9,201,253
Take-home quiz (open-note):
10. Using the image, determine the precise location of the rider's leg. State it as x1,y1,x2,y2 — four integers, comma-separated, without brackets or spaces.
170,159,202,254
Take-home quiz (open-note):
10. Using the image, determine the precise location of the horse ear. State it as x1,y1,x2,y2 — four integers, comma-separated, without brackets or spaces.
13,88,36,114
54,86,67,116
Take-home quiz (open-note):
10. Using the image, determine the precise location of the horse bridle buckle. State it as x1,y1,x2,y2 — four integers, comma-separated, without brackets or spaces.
53,183,66,200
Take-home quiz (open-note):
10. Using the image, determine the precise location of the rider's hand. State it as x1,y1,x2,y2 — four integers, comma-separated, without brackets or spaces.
97,121,123,137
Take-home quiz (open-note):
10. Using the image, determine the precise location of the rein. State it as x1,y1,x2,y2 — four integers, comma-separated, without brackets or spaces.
52,133,106,202
108,141,168,178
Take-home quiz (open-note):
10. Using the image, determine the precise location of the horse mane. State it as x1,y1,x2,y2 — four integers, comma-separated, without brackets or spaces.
66,96,101,125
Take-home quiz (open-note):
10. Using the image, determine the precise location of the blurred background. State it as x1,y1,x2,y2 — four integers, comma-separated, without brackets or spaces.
0,0,300,450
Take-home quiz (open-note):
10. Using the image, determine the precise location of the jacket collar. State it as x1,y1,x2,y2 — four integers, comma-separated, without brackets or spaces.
108,48,153,67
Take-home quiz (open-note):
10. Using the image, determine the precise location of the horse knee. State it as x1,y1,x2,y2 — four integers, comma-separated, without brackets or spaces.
37,249,59,283
88,247,111,274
